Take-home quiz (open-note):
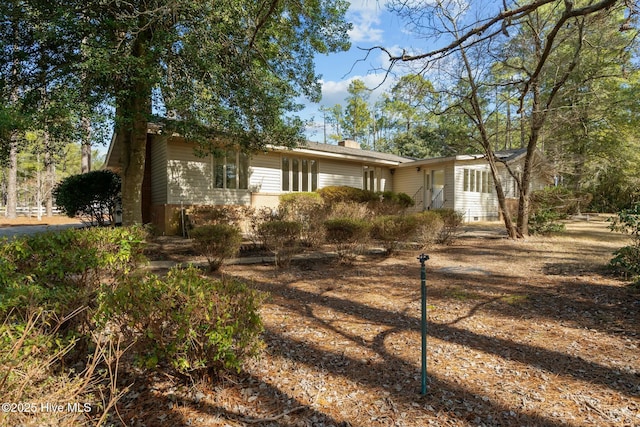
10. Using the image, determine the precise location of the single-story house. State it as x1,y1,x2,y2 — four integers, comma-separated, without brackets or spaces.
104,127,549,234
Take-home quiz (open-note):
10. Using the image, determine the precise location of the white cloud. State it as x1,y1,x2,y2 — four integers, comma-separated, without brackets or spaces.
347,0,385,43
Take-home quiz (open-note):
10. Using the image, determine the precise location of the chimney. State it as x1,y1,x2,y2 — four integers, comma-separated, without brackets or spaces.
338,139,360,149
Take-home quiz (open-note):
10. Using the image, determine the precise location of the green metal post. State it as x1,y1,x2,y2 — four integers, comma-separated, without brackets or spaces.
418,253,429,395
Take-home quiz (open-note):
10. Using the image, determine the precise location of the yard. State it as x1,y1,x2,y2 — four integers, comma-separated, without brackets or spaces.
115,217,639,427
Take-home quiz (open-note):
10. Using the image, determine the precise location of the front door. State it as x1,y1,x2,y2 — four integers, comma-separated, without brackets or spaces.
431,169,445,209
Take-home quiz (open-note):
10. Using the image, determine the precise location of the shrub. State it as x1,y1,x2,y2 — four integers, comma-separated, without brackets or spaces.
190,224,243,271
608,203,640,285
372,191,415,215
371,215,418,255
433,209,464,244
0,226,147,323
327,201,372,221
528,210,566,235
0,226,146,425
531,186,593,217
98,266,266,377
528,187,592,235
247,207,282,248
0,312,122,427
412,211,445,249
279,192,327,248
258,220,302,268
317,185,378,205
324,218,370,262
53,170,121,226
185,205,250,236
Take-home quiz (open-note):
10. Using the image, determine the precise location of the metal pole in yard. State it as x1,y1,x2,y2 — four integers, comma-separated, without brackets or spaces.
418,253,430,396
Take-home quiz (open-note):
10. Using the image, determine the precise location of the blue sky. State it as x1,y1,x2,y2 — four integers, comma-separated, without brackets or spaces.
301,0,428,143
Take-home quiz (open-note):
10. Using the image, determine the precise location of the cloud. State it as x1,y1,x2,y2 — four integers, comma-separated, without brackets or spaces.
347,0,385,43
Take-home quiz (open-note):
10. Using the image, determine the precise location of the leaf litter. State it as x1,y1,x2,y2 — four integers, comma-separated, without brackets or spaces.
116,219,639,426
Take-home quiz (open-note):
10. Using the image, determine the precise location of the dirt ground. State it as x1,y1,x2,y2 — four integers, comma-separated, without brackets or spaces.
107,216,640,427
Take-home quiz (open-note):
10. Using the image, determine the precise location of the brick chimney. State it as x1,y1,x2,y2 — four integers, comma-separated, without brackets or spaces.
338,139,360,149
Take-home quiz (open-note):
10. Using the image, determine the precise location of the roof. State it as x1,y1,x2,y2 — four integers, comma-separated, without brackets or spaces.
278,141,415,165
397,148,529,168
104,124,416,170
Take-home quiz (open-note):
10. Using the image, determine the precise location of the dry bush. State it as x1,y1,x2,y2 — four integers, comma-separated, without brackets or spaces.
258,220,303,268
412,211,445,249
0,311,127,427
324,218,371,263
185,205,251,236
327,201,372,221
279,193,327,248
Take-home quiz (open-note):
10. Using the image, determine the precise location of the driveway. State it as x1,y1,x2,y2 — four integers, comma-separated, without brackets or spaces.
0,223,85,239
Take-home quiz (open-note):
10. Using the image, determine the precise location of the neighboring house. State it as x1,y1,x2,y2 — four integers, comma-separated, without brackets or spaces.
104,127,550,234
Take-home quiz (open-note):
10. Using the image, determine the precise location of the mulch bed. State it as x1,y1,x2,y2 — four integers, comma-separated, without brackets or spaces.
115,220,639,427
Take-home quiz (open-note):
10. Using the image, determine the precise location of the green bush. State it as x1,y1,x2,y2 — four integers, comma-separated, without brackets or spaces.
528,186,592,235
528,210,566,235
279,192,327,248
324,218,370,262
608,203,640,285
433,209,464,244
190,224,243,271
98,266,266,376
53,170,121,226
371,215,418,255
317,185,378,205
0,226,147,323
0,226,147,425
258,220,302,268
412,211,445,248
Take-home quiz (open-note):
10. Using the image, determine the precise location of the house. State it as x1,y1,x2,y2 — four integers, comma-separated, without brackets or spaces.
393,149,550,222
104,127,549,234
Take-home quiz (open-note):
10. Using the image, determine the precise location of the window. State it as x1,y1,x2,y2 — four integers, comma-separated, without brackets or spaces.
363,166,379,191
213,151,249,190
463,168,492,193
282,156,318,191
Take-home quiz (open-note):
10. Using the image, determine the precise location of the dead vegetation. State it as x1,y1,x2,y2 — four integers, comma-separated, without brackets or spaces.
117,219,639,426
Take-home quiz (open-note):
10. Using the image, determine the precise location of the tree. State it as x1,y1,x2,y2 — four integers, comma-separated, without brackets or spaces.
17,0,350,225
104,0,351,225
342,79,373,146
382,0,638,237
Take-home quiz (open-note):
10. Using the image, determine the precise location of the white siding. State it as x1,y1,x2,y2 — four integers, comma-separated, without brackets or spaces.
166,142,250,206
392,167,423,204
150,136,168,204
319,160,362,188
454,162,500,221
249,153,281,193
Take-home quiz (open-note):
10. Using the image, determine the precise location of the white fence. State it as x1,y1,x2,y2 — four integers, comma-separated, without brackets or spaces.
0,206,62,217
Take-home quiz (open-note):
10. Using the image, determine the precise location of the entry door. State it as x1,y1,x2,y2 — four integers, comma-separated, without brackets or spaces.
423,171,431,210
432,169,445,209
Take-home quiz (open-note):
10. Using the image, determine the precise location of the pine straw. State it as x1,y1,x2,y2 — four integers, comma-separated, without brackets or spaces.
115,219,639,427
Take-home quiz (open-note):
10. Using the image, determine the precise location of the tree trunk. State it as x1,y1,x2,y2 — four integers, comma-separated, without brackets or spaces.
5,134,18,219
45,147,55,217
117,35,152,226
81,115,92,173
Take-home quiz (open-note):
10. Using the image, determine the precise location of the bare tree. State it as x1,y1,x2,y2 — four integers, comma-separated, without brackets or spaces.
376,0,637,237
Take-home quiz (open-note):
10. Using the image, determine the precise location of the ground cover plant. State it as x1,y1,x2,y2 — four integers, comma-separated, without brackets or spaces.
129,217,639,427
